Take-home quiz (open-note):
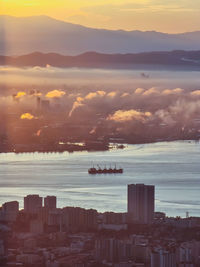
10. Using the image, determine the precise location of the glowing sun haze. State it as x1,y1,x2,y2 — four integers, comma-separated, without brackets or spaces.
1,0,199,33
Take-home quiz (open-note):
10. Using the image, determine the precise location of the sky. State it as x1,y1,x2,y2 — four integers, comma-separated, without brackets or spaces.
1,0,200,33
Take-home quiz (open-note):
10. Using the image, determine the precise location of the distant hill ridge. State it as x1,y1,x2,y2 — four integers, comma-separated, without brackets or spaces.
1,51,200,70
1,15,200,56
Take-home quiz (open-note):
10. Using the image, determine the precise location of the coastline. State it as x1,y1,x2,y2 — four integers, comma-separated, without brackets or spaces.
0,138,198,154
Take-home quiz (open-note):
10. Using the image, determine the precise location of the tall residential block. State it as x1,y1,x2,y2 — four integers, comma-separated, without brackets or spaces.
2,201,19,213
44,196,57,209
128,184,155,224
0,201,19,222
24,195,42,214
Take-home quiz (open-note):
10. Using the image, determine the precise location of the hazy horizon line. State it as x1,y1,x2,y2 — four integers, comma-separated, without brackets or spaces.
1,14,200,35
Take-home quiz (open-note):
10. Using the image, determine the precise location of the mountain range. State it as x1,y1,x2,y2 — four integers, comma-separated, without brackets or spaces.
1,15,200,56
1,51,200,70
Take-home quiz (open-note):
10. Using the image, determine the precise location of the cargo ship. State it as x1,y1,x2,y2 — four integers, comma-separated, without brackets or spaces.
88,165,123,175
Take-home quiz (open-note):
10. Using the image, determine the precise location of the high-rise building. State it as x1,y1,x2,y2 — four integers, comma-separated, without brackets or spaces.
2,201,19,213
128,184,155,224
44,196,57,209
24,195,42,214
0,201,19,222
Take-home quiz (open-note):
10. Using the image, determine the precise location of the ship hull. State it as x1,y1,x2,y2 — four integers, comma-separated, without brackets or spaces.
88,168,123,175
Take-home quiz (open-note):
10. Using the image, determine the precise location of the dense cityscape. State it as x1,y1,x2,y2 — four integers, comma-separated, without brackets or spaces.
0,184,200,267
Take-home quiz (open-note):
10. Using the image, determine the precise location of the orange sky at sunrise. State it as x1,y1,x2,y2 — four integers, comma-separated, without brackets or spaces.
1,0,200,33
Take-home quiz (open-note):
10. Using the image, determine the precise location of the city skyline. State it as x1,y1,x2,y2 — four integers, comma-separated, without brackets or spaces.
1,184,199,266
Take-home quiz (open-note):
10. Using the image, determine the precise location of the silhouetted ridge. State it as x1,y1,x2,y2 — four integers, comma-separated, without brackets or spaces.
1,15,200,55
1,50,200,70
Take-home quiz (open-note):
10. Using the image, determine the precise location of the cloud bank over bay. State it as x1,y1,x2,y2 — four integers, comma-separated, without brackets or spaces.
1,66,200,90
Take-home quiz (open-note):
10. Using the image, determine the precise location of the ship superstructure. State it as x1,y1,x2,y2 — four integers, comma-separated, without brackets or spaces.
88,165,123,175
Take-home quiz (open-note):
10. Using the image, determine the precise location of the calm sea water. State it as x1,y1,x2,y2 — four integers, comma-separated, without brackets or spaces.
0,141,200,217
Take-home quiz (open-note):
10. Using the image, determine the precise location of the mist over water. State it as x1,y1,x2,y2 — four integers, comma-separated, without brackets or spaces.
1,66,200,90
1,66,200,131
0,141,200,218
